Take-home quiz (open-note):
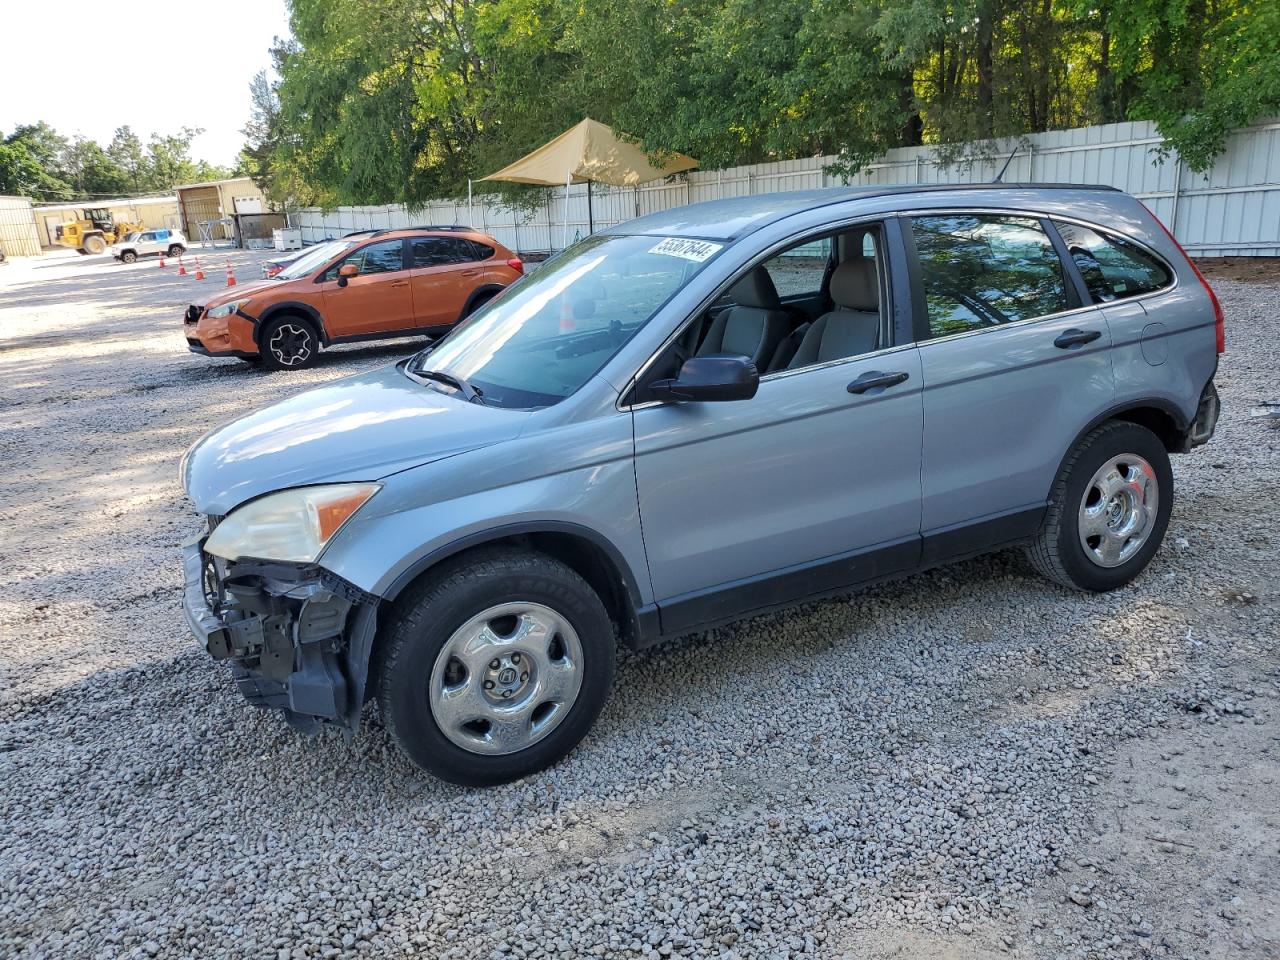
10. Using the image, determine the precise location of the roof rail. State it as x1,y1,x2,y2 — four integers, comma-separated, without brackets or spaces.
408,224,476,232
342,229,381,237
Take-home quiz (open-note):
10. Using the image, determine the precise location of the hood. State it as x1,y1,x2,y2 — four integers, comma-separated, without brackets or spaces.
182,364,531,515
201,277,278,308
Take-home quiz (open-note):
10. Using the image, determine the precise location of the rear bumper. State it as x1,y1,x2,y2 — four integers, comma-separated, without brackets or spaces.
1187,379,1220,449
182,538,379,733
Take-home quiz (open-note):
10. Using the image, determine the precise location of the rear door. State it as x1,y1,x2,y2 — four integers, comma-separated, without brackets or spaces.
317,238,415,337
906,212,1115,560
408,237,486,328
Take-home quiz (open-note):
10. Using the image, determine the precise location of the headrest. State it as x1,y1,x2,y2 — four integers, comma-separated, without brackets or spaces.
730,266,782,310
829,259,878,312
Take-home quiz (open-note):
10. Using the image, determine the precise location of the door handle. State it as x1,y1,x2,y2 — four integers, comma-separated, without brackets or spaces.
390,280,410,288
847,370,909,394
460,269,481,277
1054,328,1101,349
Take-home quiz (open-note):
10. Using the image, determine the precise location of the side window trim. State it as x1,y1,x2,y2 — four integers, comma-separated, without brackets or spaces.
1042,218,1093,308
621,215,902,407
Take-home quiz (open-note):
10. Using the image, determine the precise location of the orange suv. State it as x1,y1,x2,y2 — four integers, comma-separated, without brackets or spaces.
184,227,523,370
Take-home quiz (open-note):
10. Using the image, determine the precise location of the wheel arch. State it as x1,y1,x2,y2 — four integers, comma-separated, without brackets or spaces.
256,301,328,344
459,283,505,322
1051,398,1188,497
381,521,651,650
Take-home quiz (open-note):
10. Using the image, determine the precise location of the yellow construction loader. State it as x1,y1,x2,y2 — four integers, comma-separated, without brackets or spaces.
54,208,144,255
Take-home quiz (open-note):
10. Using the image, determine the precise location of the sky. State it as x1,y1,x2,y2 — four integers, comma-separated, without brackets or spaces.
1,0,292,167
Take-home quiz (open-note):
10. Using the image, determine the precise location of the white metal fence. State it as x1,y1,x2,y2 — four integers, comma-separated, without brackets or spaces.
291,118,1280,257
0,195,42,258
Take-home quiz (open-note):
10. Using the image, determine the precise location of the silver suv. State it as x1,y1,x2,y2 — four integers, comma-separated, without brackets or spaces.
181,185,1222,785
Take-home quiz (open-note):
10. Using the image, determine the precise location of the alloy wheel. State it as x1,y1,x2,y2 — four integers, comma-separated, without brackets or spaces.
268,323,314,367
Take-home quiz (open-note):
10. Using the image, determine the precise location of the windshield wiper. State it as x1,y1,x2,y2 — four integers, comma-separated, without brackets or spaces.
410,366,485,404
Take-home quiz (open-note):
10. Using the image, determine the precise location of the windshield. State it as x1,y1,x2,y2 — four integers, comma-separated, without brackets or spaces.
276,238,357,280
410,234,723,408
121,232,141,243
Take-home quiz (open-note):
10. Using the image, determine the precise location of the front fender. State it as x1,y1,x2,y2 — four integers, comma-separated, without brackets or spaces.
316,417,652,606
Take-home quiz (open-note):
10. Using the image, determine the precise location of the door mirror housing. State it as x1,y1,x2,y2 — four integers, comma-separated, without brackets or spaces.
649,354,759,403
337,263,359,287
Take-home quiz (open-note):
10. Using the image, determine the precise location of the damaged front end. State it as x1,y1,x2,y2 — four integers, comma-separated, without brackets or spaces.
183,537,379,734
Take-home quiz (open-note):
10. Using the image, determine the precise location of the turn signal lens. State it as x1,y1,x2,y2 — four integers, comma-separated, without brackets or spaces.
312,489,378,543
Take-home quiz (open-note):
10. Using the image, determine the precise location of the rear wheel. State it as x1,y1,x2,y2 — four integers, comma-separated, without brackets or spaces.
377,549,615,786
1027,421,1172,591
121,251,138,264
258,315,319,371
168,244,185,258
83,234,107,255
463,290,496,319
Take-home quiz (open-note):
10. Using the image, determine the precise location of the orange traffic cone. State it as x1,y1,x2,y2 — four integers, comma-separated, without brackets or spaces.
158,252,166,268
177,256,187,276
558,292,575,334
194,257,205,280
225,259,237,287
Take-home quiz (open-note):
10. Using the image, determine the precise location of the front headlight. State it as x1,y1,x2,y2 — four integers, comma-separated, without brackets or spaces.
205,298,253,320
204,483,381,563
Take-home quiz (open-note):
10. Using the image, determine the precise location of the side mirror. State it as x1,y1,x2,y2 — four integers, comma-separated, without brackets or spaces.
649,354,759,403
337,263,359,287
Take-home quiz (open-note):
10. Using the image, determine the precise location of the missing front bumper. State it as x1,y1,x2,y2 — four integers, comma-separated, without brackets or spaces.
182,539,378,734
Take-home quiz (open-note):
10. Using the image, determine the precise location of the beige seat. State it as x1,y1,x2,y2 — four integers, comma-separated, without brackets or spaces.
787,259,880,368
696,267,790,369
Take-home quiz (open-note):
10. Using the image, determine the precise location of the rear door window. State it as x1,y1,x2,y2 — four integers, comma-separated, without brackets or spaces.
411,237,479,268
1053,221,1173,304
910,214,1070,341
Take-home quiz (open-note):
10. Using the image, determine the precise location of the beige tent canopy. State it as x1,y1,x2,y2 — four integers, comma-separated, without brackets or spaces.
480,118,698,241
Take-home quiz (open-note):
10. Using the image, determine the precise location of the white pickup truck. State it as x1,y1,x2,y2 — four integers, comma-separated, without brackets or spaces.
110,229,188,264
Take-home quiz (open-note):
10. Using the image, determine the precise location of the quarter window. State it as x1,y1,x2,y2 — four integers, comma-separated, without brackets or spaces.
911,214,1070,340
1053,221,1173,304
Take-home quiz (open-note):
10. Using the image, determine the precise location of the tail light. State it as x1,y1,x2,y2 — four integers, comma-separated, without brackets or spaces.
506,257,524,276
1142,202,1224,354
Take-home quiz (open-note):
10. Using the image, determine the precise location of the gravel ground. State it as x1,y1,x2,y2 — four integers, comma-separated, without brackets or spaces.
1,248,1277,960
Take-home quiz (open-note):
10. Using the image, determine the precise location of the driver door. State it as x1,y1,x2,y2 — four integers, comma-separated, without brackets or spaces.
631,224,925,635
318,238,415,337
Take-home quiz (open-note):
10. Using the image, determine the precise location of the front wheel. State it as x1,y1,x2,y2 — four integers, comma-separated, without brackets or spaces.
83,235,107,255
121,251,137,264
1027,421,1173,591
377,549,616,786
258,316,319,370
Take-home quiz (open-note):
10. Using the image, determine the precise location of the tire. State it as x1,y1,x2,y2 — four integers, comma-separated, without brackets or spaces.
83,234,107,255
258,315,320,370
1027,420,1173,592
462,290,496,320
121,251,137,264
168,244,185,258
75,248,90,256
377,548,616,786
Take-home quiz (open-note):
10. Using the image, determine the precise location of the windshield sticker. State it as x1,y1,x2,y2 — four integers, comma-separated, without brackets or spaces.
648,238,723,262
